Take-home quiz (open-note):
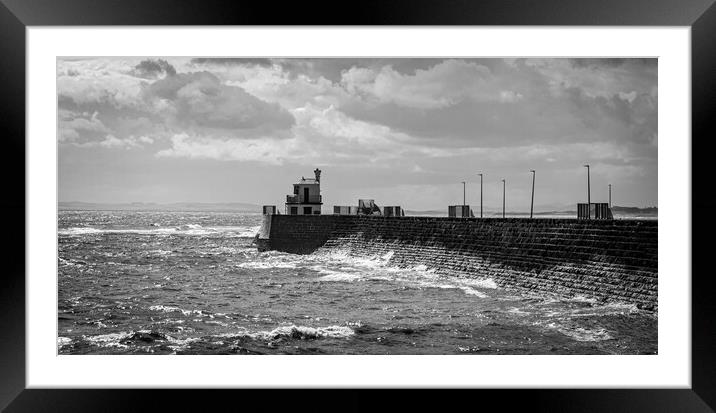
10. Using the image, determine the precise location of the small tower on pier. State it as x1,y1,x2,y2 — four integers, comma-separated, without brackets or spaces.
285,168,323,215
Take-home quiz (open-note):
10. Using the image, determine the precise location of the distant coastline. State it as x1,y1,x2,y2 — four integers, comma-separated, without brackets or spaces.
406,205,657,219
60,202,657,218
58,201,261,213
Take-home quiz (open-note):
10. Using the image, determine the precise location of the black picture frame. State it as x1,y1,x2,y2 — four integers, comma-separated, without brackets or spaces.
2,0,714,411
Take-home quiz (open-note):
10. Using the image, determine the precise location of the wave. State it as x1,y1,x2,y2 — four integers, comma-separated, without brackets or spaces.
149,305,206,317
166,336,201,351
308,249,495,299
241,248,498,299
550,324,614,342
78,324,355,351
59,225,261,238
57,336,72,349
83,331,133,348
81,330,190,350
236,324,356,340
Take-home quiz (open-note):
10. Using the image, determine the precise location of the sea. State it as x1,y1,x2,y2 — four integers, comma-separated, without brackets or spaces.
58,210,657,355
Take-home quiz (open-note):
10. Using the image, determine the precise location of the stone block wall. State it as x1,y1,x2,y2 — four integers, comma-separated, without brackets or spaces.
258,215,658,310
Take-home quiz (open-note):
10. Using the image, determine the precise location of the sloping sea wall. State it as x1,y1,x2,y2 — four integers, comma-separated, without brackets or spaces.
256,215,657,310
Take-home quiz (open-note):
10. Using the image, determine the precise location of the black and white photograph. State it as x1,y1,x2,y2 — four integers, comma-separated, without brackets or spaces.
57,57,658,356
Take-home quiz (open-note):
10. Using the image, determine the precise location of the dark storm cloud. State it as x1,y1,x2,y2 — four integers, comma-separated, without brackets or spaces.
190,58,274,67
342,87,655,152
568,58,656,69
563,86,657,145
131,59,177,78
268,58,453,83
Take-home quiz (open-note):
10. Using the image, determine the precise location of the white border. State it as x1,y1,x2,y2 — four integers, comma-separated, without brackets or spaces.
27,27,690,388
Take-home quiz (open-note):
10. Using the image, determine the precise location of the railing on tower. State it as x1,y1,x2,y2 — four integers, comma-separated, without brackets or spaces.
286,194,322,203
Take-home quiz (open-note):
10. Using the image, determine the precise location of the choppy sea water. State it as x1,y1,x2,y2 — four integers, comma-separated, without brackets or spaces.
58,210,657,355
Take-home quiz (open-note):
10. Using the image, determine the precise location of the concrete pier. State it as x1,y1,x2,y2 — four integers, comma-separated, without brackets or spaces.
256,215,658,310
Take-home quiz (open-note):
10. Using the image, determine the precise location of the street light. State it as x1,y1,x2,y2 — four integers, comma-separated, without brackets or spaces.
478,173,483,218
461,181,466,207
584,164,591,219
608,184,612,208
530,170,536,219
502,179,506,218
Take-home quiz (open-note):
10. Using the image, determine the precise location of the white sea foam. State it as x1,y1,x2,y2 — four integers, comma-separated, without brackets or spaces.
259,325,355,340
149,305,205,317
555,326,614,342
565,302,641,318
222,324,355,341
83,332,132,348
309,248,497,299
237,260,298,269
459,277,498,289
166,336,201,351
457,286,488,298
151,249,174,256
59,227,103,235
58,224,261,238
57,336,72,349
316,269,364,282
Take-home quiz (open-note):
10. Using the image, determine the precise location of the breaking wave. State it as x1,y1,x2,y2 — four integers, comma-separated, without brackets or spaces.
237,248,499,299
227,324,355,340
149,305,207,317
308,249,496,299
58,224,260,238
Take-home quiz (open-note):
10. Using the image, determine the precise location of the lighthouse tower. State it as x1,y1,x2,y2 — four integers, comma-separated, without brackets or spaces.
285,168,323,215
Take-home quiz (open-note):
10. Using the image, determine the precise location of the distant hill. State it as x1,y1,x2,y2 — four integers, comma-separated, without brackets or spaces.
59,201,261,212
405,205,657,219
611,206,658,216
405,209,447,216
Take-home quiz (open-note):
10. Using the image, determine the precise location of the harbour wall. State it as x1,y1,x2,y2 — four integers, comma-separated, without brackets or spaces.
256,215,658,310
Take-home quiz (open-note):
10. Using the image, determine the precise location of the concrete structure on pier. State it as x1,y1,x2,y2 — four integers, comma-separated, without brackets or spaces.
285,169,323,215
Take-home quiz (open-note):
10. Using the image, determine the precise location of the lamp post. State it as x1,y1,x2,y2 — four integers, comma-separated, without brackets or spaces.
478,173,483,218
584,164,591,219
502,179,506,218
461,181,466,207
608,184,612,208
530,170,535,219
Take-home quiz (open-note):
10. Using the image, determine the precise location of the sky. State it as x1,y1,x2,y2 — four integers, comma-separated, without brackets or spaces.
57,57,657,211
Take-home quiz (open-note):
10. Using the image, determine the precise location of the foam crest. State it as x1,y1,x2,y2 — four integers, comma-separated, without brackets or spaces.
554,325,614,342
57,336,72,349
238,260,298,269
149,305,205,317
83,331,133,348
259,325,355,340
59,225,260,238
316,270,364,282
459,278,498,289
307,248,499,299
59,227,102,235
166,336,201,351
221,324,355,341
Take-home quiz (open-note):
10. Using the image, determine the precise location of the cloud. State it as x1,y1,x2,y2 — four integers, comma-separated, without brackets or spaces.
340,59,497,109
568,58,655,69
57,57,657,177
339,59,657,153
143,71,295,134
154,103,429,166
131,59,177,78
155,133,289,164
59,110,111,143
57,59,297,149
190,58,274,67
57,59,148,109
